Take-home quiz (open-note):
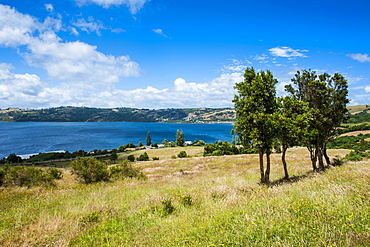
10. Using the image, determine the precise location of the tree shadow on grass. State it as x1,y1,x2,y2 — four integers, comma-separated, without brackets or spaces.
268,171,317,187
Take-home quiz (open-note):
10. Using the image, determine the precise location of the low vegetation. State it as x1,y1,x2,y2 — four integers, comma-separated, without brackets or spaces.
1,147,369,246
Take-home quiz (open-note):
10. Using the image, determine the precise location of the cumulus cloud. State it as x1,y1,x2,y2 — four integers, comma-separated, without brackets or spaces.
75,0,150,14
0,4,140,86
0,62,241,109
44,4,54,12
72,17,105,36
347,53,370,63
269,46,308,58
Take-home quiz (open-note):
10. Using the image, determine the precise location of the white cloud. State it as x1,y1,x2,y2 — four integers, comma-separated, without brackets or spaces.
75,0,150,14
347,53,370,63
111,28,126,33
269,46,308,58
72,17,105,36
152,28,169,38
44,4,54,12
0,63,241,109
0,64,50,108
0,4,140,86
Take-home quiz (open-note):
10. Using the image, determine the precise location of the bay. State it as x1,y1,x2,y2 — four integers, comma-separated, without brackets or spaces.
0,122,234,159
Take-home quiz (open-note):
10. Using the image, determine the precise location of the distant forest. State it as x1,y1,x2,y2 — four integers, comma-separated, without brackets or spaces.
0,106,236,123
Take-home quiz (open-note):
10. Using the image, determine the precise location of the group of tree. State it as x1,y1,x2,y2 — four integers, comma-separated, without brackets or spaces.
233,67,349,183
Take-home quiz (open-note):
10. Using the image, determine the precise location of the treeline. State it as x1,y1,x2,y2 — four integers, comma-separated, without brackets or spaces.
233,68,349,183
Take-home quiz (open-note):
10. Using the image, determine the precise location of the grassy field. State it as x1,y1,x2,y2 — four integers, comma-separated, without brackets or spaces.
348,105,370,115
1,147,369,246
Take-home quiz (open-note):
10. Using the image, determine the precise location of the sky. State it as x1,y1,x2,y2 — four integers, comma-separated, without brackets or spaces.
0,0,369,109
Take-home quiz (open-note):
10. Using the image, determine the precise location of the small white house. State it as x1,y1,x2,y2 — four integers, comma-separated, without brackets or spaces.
184,141,193,146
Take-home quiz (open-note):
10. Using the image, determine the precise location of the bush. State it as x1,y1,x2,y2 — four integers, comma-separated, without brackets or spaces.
152,157,159,161
0,169,5,186
177,151,187,158
193,140,205,146
4,166,55,187
109,162,146,180
70,157,109,184
118,145,126,152
47,167,63,179
137,152,149,161
127,155,135,162
345,151,363,161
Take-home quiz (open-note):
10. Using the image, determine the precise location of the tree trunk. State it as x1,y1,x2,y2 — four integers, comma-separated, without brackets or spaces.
281,145,289,179
265,151,271,183
323,146,331,166
317,147,325,171
307,146,317,171
258,147,265,183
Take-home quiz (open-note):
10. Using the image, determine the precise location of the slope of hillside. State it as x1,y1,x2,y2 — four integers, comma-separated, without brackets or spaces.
0,107,235,122
1,148,369,246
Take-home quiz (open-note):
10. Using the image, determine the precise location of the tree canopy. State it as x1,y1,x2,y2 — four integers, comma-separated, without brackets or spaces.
233,67,349,183
233,67,278,183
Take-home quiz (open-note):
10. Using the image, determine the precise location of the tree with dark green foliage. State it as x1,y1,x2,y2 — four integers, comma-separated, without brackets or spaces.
110,149,118,161
137,152,149,161
275,96,312,179
285,69,349,171
70,157,109,184
176,129,185,147
127,155,135,162
233,67,278,183
146,131,152,146
6,153,22,163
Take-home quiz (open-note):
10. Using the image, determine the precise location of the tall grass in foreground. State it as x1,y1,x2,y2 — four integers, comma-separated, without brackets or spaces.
0,149,369,246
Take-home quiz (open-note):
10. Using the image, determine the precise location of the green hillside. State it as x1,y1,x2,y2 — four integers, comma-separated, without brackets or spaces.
0,106,235,122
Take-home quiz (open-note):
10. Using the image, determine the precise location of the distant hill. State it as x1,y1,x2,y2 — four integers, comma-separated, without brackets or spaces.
1,105,368,123
347,104,370,115
0,106,236,123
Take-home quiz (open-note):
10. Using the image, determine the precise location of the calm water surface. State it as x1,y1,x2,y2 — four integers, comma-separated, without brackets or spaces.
0,122,233,158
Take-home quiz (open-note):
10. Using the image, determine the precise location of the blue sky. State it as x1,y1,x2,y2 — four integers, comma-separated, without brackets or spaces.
0,0,369,109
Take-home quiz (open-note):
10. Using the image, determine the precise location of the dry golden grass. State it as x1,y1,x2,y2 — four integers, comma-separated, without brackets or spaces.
1,147,367,247
340,130,370,136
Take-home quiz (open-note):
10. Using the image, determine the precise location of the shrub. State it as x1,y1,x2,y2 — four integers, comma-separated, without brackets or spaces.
332,156,345,166
70,157,109,184
179,195,192,206
127,155,135,162
345,151,363,161
109,162,146,180
177,151,187,158
117,145,126,152
4,166,55,187
0,169,5,186
137,152,149,161
193,140,205,146
152,157,159,161
161,199,175,216
47,167,63,179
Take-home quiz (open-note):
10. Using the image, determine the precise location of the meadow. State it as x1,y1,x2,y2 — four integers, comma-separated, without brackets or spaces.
0,147,369,246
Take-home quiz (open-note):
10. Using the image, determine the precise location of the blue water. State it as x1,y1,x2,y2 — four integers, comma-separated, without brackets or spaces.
0,122,234,158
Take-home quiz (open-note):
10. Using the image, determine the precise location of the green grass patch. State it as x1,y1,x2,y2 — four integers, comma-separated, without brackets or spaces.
0,148,369,246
